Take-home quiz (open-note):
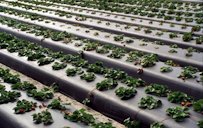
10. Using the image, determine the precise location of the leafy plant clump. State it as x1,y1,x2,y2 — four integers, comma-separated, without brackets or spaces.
166,106,190,122
0,84,5,91
52,62,67,70
13,99,37,114
139,96,162,109
64,108,95,125
83,42,99,51
2,73,21,84
0,68,21,84
108,48,126,59
92,122,115,128
126,51,145,62
122,76,146,87
0,90,21,104
167,91,193,106
80,72,96,82
197,120,203,128
115,87,137,100
50,31,70,41
104,69,127,80
48,99,66,110
114,35,124,41
32,110,53,125
140,54,158,67
178,66,199,79
192,25,201,32
11,81,36,91
193,99,203,113
37,57,54,66
165,60,178,67
150,122,165,128
168,49,177,53
145,84,170,97
0,68,9,77
96,78,118,91
160,66,173,73
66,67,84,76
182,32,193,42
169,33,178,39
27,52,46,61
27,88,54,101
66,68,77,76
196,36,203,44
87,62,105,74
124,118,140,128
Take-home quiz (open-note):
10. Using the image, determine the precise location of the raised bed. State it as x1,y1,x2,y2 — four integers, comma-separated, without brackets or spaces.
0,12,202,70
9,0,203,31
2,1,203,38
0,0,202,128
104,1,203,13
0,22,202,100
0,63,123,128
16,0,203,27
0,4,202,54
0,32,202,128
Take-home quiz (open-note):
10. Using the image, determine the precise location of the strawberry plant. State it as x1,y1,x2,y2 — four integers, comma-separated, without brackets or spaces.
141,54,158,67
92,122,115,128
197,120,203,128
50,31,69,41
179,66,199,79
13,99,37,114
108,48,126,59
165,60,178,67
166,106,190,122
115,87,137,100
139,96,162,109
48,99,66,110
0,84,5,91
182,33,193,42
114,35,124,41
83,41,99,51
87,62,105,74
80,72,96,82
168,49,177,53
169,33,178,39
196,36,203,44
37,57,54,66
96,78,118,91
11,81,36,91
193,99,203,113
27,88,54,101
126,51,144,62
104,69,127,80
0,68,9,77
192,25,201,32
123,118,140,128
64,108,95,125
52,62,67,70
167,91,193,105
27,52,46,61
32,110,53,125
0,90,21,104
145,84,170,97
121,76,146,87
66,68,79,76
160,66,173,73
3,73,21,84
150,122,165,128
